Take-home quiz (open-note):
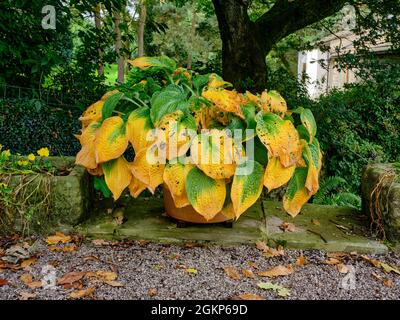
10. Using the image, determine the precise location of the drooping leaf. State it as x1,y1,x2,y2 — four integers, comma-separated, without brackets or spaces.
283,168,312,217
126,106,153,153
128,176,147,198
94,176,112,198
75,121,101,169
263,157,295,192
185,167,226,220
303,143,321,195
231,160,264,218
300,108,317,141
102,92,124,120
79,100,104,128
94,116,128,163
163,162,195,208
131,147,165,193
255,111,300,168
207,73,232,89
260,90,287,116
202,88,246,118
102,157,132,200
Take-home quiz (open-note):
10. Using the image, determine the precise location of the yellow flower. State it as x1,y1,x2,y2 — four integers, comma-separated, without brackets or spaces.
37,147,50,157
27,154,36,161
17,160,29,166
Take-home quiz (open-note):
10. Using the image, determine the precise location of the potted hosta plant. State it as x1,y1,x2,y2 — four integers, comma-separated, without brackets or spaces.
75,56,321,223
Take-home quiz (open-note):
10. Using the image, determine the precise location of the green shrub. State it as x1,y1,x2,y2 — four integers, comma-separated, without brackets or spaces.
0,99,81,156
310,80,400,193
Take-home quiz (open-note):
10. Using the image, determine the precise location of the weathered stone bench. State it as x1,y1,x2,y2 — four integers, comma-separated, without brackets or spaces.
362,163,400,242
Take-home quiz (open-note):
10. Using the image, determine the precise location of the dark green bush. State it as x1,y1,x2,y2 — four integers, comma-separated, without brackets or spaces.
310,80,400,193
0,99,81,156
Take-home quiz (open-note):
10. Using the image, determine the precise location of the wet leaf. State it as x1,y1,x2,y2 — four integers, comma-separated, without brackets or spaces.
237,293,265,300
46,232,71,245
258,265,294,278
70,287,95,299
223,266,241,280
257,282,290,298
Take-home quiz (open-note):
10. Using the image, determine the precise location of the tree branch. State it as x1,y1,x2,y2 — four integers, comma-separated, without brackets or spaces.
256,0,348,46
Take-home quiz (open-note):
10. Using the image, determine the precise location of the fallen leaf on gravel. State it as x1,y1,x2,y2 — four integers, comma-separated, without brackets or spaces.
47,246,62,252
138,240,150,246
0,278,9,286
324,258,341,265
383,279,393,287
248,261,258,269
223,266,241,280
337,264,350,274
327,252,349,259
28,281,43,289
63,280,84,290
84,255,100,262
2,245,31,263
20,273,33,285
21,257,37,268
296,255,308,267
104,280,124,287
57,271,86,285
257,282,290,298
258,265,294,278
279,222,296,232
236,293,265,300
95,271,118,281
70,287,94,299
361,255,381,268
148,288,157,297
186,268,198,274
311,219,320,226
380,262,400,275
63,245,78,252
256,241,284,258
92,239,110,246
46,232,71,245
242,268,255,278
19,292,37,300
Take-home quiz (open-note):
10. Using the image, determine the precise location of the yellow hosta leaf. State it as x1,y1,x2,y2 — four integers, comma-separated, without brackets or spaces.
102,157,132,200
260,90,287,115
231,160,264,218
79,100,104,128
128,176,147,198
131,147,165,193
156,110,196,160
190,130,237,180
207,73,232,89
263,157,295,192
126,107,153,154
221,202,236,220
202,88,246,118
163,162,194,208
245,91,261,106
185,167,226,220
100,89,119,101
87,165,103,176
255,112,300,168
283,168,312,217
75,122,101,170
128,56,157,69
94,116,128,163
303,143,322,195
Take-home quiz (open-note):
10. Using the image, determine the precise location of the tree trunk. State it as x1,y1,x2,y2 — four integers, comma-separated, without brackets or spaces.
138,0,146,57
114,9,124,83
186,7,196,70
212,0,269,93
94,3,104,77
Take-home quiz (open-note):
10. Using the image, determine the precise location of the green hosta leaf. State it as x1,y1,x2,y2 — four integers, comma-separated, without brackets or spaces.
297,124,310,142
150,85,189,125
231,160,264,218
300,108,317,139
102,92,124,120
94,176,111,198
257,282,290,298
283,167,311,217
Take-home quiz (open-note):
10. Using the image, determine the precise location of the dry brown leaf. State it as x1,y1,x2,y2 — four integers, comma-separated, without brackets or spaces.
256,240,269,252
63,245,78,252
95,270,117,282
28,281,43,289
63,280,84,290
327,252,349,259
361,255,381,268
21,257,37,268
84,255,100,262
337,263,350,274
138,240,150,246
311,219,320,226
248,261,258,269
256,241,285,258
383,279,393,287
46,232,71,245
223,266,241,280
258,265,294,278
237,293,265,300
0,278,9,286
279,222,296,232
47,246,62,252
324,258,341,265
19,292,37,300
104,280,124,287
242,268,255,278
20,273,33,285
92,239,110,246
296,255,308,267
70,287,95,299
148,288,157,297
57,271,86,285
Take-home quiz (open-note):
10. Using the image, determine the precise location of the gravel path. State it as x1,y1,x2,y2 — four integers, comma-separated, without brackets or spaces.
1,238,399,300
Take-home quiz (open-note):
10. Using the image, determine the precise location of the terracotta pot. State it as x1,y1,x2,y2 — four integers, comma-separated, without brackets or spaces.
163,185,229,224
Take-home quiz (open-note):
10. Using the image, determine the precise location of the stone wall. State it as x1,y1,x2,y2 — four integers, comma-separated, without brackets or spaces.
361,163,400,241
